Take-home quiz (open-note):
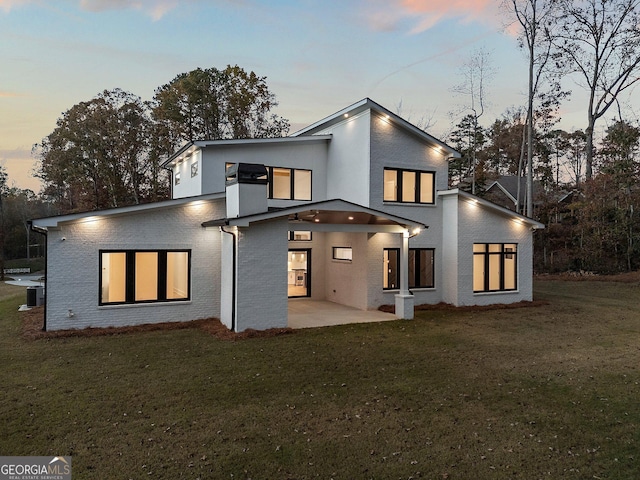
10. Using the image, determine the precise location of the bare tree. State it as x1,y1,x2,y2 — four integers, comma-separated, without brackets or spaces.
554,0,640,180
451,48,495,194
506,0,561,217
394,99,437,132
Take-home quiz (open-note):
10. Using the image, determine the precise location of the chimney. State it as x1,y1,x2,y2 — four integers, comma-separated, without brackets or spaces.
225,163,269,218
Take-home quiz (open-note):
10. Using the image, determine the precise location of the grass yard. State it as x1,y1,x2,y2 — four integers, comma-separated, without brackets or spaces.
1,280,640,479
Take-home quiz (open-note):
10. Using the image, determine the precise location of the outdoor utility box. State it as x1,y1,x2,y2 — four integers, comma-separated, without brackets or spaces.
27,286,44,307
225,163,269,218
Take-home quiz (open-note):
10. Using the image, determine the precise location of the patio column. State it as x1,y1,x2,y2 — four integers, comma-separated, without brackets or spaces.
395,229,414,319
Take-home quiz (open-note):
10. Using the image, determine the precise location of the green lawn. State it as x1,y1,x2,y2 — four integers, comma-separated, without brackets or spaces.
1,280,640,479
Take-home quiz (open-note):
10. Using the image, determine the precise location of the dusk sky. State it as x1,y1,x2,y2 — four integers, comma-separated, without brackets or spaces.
2,0,637,192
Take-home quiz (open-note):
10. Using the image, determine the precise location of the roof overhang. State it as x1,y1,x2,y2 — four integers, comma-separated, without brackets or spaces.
30,193,225,230
438,189,545,229
162,135,333,168
291,98,461,160
203,198,427,234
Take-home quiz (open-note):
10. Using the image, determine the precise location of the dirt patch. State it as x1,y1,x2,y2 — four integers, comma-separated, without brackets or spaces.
20,307,294,341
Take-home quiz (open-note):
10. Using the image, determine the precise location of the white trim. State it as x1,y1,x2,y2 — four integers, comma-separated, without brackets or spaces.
32,193,225,229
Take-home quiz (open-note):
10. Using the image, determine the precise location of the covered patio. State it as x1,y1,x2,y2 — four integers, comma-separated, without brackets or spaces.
288,298,398,329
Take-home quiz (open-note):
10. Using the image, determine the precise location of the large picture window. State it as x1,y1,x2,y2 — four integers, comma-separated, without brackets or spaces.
268,167,312,201
384,248,435,290
383,168,435,204
473,243,517,292
100,250,191,305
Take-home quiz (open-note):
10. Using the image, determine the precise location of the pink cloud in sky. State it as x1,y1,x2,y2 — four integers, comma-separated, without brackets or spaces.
364,0,503,34
0,0,31,13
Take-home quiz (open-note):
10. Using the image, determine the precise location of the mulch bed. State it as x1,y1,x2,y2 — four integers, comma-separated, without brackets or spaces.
378,299,548,314
20,307,295,341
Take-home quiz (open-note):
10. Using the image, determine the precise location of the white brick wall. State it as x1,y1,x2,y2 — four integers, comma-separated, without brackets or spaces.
234,218,288,331
445,193,535,306
324,232,369,309
45,199,224,330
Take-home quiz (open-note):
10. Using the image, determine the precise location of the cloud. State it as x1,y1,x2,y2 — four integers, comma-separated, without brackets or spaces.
78,0,181,20
363,0,502,34
0,0,32,13
0,91,20,97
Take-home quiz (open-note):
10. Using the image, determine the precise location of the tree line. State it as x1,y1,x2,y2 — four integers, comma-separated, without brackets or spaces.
2,0,640,276
33,65,289,213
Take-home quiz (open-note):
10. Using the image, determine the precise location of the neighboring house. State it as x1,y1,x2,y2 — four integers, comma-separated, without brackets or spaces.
30,99,544,332
483,176,543,214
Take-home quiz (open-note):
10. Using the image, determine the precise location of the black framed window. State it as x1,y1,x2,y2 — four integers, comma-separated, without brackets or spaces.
383,168,435,204
383,248,400,289
288,231,312,241
332,247,352,261
100,250,191,305
473,243,517,292
409,248,435,288
384,248,435,290
268,167,312,200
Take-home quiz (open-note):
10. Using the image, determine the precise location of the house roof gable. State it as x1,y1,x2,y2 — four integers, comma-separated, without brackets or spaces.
290,98,461,158
439,189,545,229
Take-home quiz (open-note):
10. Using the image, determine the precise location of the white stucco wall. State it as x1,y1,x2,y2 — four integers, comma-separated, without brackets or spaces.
317,111,371,206
172,150,203,199
44,198,224,330
234,218,288,331
174,141,330,204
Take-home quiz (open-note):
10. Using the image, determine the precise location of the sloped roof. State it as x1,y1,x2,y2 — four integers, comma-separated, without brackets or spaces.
439,189,545,229
290,98,461,158
30,193,225,229
203,198,427,232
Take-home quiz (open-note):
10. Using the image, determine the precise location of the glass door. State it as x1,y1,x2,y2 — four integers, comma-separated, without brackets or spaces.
288,249,310,297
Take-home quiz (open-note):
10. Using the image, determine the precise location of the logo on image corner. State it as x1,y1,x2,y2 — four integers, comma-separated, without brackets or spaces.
0,455,72,480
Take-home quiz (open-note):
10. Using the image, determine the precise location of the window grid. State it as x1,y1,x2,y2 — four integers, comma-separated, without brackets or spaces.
100,249,191,305
384,248,435,290
268,167,312,201
473,243,518,293
383,168,435,204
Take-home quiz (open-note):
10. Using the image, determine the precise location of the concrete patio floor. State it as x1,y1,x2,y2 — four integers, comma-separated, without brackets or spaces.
288,299,398,329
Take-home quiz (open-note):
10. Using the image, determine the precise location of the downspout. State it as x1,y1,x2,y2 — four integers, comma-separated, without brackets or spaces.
220,226,236,332
27,221,47,331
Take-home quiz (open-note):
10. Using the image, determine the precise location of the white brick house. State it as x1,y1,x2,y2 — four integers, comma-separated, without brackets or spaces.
31,99,544,332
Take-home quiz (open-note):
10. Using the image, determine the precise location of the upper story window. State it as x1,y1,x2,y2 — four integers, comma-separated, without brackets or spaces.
175,172,181,186
191,161,198,177
383,168,435,204
268,167,312,201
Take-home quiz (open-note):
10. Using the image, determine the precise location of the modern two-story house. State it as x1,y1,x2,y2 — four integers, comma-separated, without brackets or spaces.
30,98,544,332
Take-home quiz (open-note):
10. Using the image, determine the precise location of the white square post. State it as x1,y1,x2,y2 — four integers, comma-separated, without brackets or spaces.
395,229,414,319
